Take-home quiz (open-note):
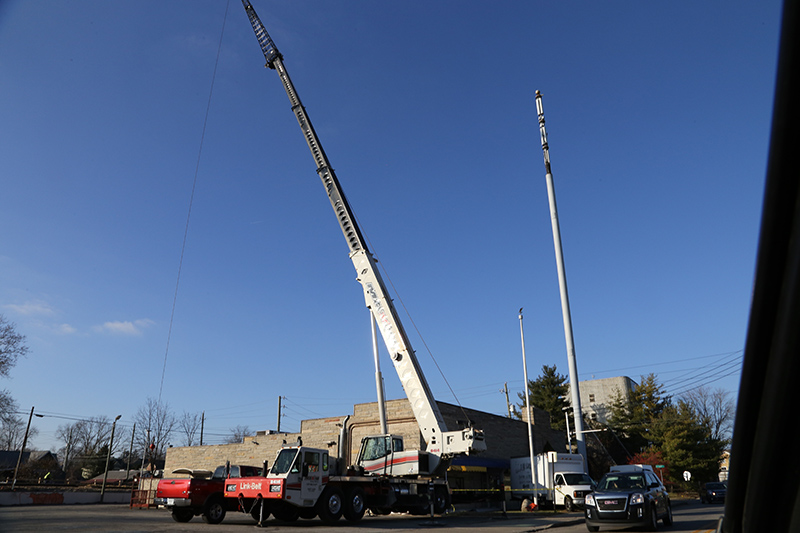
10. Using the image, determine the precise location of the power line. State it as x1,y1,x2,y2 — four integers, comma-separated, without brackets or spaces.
580,349,743,378
158,1,231,404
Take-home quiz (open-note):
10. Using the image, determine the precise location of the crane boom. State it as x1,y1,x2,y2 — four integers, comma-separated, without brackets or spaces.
241,0,484,462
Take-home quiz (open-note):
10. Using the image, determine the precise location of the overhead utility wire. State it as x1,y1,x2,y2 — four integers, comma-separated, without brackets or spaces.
580,349,743,378
670,368,743,397
668,363,743,396
661,352,743,388
158,0,231,404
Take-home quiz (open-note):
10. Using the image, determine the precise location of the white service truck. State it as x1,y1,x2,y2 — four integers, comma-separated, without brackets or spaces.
510,452,595,511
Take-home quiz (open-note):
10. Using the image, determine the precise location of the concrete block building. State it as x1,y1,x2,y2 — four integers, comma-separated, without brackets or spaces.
570,376,637,424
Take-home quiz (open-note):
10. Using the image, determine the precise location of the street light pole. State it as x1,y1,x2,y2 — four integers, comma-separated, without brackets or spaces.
12,406,42,490
100,415,122,503
519,309,539,506
563,406,572,453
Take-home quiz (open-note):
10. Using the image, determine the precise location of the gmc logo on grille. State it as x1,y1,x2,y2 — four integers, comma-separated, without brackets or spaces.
605,499,618,505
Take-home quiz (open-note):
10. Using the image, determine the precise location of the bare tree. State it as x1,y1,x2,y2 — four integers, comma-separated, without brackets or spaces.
178,411,202,447
0,391,18,429
133,398,176,463
55,423,81,472
73,416,114,457
682,386,735,443
0,316,29,421
53,416,117,479
0,315,29,378
225,425,251,444
0,413,38,450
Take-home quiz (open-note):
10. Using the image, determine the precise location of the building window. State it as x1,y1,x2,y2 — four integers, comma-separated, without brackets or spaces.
589,394,595,403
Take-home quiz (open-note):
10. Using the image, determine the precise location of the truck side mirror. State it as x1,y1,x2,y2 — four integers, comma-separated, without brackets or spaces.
302,464,309,477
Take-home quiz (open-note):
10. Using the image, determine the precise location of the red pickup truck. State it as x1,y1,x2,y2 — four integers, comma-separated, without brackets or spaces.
155,464,262,523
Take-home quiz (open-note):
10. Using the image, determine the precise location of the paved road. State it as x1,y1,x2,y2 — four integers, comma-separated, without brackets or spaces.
0,500,722,532
535,501,723,533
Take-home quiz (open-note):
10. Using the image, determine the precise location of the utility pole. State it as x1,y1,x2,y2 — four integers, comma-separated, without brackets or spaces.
277,397,283,433
534,90,587,466
126,423,136,482
139,429,150,482
502,382,512,418
200,412,205,446
64,427,73,480
12,406,41,490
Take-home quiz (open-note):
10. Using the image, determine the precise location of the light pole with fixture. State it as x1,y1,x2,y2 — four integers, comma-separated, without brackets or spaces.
100,415,122,503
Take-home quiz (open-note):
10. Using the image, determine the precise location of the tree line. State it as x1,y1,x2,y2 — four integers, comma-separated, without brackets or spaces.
516,364,734,487
0,315,254,481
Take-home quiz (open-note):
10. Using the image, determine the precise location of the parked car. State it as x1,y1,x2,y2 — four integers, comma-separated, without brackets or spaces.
700,481,727,504
584,465,672,532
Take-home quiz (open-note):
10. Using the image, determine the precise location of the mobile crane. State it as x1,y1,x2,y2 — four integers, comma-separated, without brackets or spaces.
223,1,486,524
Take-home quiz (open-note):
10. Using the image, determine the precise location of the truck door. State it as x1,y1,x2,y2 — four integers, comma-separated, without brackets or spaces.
554,473,566,505
300,451,324,504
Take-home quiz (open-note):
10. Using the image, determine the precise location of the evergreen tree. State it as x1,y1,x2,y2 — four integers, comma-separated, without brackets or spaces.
653,400,725,486
514,364,569,431
607,373,671,454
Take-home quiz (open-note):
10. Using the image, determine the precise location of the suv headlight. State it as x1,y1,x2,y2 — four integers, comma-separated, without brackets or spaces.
630,493,644,505
585,493,595,506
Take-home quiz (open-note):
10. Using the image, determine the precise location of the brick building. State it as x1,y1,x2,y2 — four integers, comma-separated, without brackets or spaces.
163,398,565,499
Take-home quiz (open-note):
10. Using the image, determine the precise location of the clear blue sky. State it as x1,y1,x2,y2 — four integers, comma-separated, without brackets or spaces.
0,0,782,452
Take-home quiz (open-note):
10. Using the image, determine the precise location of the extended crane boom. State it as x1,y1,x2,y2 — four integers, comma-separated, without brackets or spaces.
242,0,484,468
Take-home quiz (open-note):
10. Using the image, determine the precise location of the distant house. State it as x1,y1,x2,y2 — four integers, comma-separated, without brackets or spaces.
0,450,61,482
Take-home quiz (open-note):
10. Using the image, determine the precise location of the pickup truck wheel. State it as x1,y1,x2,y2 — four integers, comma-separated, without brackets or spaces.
171,508,193,522
316,486,344,524
343,487,366,522
202,498,226,524
564,496,574,512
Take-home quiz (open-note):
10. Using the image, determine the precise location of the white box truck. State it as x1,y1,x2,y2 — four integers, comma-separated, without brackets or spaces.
510,452,596,511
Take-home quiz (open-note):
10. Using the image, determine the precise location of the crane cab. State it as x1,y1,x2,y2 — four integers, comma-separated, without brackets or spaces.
356,434,433,476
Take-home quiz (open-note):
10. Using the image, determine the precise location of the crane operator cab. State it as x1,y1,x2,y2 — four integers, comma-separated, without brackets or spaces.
356,435,432,476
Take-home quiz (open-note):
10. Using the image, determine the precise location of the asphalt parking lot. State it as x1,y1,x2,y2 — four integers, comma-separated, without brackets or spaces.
0,504,583,532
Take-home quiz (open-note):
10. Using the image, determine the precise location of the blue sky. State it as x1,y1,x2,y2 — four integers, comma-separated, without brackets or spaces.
0,0,782,451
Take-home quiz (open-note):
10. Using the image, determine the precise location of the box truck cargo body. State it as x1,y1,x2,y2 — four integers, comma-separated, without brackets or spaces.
510,452,595,510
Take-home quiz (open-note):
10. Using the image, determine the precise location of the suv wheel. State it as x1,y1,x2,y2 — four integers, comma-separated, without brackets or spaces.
663,502,673,526
646,504,659,531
